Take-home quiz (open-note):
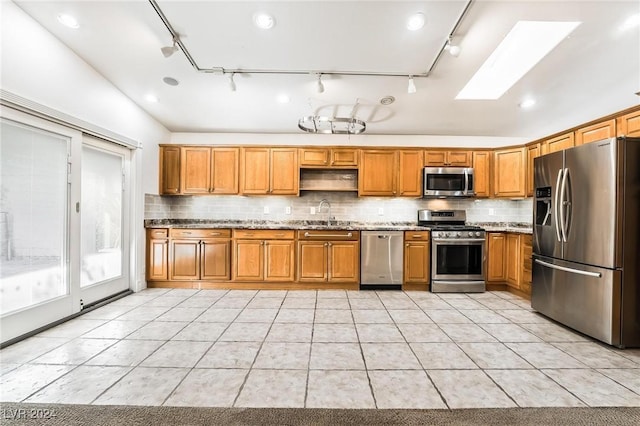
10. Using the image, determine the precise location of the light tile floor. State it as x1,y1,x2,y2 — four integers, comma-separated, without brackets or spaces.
2,289,640,409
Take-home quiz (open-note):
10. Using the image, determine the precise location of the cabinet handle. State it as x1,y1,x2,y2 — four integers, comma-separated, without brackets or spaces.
209,232,221,236
181,231,192,235
274,233,285,237
304,232,353,238
412,234,423,239
153,231,165,235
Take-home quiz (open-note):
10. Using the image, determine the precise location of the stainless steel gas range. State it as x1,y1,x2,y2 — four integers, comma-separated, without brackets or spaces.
418,209,486,293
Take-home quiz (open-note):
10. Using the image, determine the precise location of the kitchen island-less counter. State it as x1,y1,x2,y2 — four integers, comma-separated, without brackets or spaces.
144,219,532,234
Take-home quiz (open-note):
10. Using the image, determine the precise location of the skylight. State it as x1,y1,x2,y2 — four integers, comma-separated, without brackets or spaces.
456,21,580,100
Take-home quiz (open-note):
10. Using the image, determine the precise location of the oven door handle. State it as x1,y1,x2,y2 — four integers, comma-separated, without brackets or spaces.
432,238,485,243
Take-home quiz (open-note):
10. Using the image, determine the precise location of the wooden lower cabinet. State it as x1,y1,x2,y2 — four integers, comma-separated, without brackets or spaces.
486,233,506,282
403,231,430,285
505,233,521,288
169,229,231,281
146,229,169,281
297,231,359,284
232,230,295,282
520,235,533,295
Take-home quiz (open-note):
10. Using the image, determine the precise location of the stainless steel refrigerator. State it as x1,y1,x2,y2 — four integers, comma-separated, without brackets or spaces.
532,136,640,348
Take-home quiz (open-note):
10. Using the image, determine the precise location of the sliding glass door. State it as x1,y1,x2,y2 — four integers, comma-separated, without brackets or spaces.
0,111,133,344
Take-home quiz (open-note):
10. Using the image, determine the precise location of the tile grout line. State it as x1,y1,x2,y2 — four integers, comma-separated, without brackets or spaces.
303,291,318,409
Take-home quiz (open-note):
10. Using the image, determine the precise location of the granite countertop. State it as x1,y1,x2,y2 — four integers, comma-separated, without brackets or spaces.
145,219,533,234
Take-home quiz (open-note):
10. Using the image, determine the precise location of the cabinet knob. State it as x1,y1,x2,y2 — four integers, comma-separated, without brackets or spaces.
406,243,409,247
328,242,332,247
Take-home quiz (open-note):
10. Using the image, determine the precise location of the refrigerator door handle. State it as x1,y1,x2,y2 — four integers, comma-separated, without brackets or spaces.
554,169,563,242
534,259,602,278
560,167,570,242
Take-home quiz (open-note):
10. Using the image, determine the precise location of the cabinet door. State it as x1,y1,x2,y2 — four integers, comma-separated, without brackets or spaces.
211,148,239,194
398,150,423,197
170,239,200,280
330,149,358,167
240,148,270,194
493,147,526,198
472,151,491,198
520,235,533,295
232,240,264,281
159,146,181,194
181,146,211,194
328,241,359,283
270,148,298,195
545,132,574,153
358,150,397,196
424,150,447,166
575,119,616,145
447,151,472,167
147,235,168,281
404,242,430,284
201,239,230,280
264,240,295,281
297,241,328,282
617,109,640,137
486,233,506,282
506,233,521,288
526,143,542,197
299,148,329,166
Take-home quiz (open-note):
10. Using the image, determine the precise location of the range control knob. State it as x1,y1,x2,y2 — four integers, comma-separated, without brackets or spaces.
475,232,482,237
468,231,474,237
456,232,462,237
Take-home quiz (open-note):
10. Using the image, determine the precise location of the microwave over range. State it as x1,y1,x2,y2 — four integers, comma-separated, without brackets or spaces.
423,167,475,198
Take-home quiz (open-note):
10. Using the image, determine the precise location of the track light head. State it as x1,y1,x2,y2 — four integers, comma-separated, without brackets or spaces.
407,76,417,94
161,38,178,58
445,37,461,57
228,73,236,92
316,74,324,93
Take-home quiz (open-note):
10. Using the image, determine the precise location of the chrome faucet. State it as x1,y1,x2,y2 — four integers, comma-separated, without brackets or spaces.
318,199,333,226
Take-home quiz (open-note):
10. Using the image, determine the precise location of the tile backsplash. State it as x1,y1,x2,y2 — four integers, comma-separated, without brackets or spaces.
145,193,532,224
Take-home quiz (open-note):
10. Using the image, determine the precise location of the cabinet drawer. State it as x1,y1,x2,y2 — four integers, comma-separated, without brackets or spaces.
148,228,168,238
404,231,430,241
170,228,231,238
233,229,294,239
297,230,359,240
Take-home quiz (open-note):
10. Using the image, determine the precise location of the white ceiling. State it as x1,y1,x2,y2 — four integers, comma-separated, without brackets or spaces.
12,0,640,139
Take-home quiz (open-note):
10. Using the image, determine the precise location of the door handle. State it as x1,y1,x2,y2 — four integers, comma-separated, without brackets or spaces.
554,169,563,243
534,259,601,278
560,167,569,242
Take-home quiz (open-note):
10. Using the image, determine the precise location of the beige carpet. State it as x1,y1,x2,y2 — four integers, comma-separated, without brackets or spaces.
1,403,640,425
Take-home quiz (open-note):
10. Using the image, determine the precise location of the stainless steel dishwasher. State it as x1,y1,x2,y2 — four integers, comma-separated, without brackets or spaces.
360,231,403,289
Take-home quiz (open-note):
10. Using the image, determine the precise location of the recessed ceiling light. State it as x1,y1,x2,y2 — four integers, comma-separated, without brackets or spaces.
407,13,425,31
380,96,395,105
145,94,159,103
254,13,275,30
162,77,179,86
57,13,79,29
620,13,640,31
276,94,290,104
519,98,536,109
456,21,580,100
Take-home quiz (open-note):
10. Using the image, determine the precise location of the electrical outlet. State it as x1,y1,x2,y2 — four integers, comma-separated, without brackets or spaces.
285,206,291,215
378,207,384,216
489,208,495,215
310,207,316,215
263,206,270,214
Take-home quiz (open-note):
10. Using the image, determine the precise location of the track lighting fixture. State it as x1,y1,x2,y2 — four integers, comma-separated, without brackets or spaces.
407,76,417,94
228,73,236,92
316,74,324,93
445,37,461,57
161,37,178,58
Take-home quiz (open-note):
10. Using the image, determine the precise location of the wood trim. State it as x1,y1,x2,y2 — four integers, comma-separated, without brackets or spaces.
402,284,429,291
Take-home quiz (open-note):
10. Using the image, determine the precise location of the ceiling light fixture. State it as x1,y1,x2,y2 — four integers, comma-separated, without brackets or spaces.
316,74,324,93
407,76,417,94
162,76,179,86
380,96,395,105
407,12,425,31
621,13,640,31
298,116,366,135
228,73,236,92
445,37,461,57
254,12,275,30
145,94,159,103
57,13,79,29
519,98,536,109
277,94,290,104
456,20,580,100
161,37,178,58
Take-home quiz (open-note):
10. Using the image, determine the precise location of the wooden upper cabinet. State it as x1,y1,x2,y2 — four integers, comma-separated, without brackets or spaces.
181,147,211,194
493,147,526,198
545,132,574,154
424,150,472,167
617,109,640,137
398,150,423,197
575,119,616,145
298,147,358,167
526,143,542,198
472,151,491,198
159,146,181,195
241,148,298,195
358,150,397,196
270,148,298,195
211,148,239,194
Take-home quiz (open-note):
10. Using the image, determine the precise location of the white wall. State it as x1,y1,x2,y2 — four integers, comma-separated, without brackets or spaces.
1,1,169,290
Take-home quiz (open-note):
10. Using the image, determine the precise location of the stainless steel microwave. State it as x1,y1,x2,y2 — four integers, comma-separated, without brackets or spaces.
423,167,475,198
